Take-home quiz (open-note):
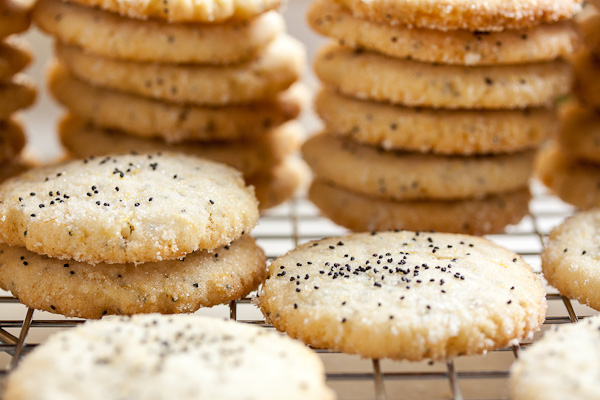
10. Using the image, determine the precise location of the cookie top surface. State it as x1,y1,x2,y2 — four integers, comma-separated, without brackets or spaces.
4,314,335,400
259,231,546,361
0,153,259,264
333,0,582,31
510,316,600,400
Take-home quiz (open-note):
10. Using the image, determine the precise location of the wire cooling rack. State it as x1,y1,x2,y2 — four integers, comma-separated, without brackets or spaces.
0,181,597,400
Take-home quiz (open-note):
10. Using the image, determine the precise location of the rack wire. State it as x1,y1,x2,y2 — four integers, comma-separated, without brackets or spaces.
0,182,597,400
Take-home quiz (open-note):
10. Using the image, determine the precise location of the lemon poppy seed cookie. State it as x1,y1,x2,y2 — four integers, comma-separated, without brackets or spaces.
259,231,546,361
541,210,600,311
558,104,600,163
0,153,259,264
4,314,335,400
0,37,32,81
573,50,600,110
309,0,580,66
0,75,36,119
315,44,573,109
0,0,31,39
315,89,556,154
578,12,600,53
0,119,26,165
34,0,284,64
0,236,266,318
510,316,600,400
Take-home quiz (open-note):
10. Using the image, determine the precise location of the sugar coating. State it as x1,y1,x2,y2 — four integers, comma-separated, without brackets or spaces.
510,316,600,400
0,0,31,39
310,0,580,66
573,50,600,110
558,104,600,163
249,157,309,211
315,89,555,155
315,43,573,109
259,231,546,361
309,179,530,235
303,134,534,201
59,115,302,178
0,119,26,165
333,0,582,31
49,62,306,143
4,314,335,400
57,35,305,106
0,236,266,318
541,210,600,311
34,0,284,64
0,37,32,81
0,152,259,264
0,74,36,119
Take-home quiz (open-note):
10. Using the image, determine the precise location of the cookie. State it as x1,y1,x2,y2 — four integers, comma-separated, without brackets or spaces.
258,231,546,360
0,153,259,264
315,44,573,109
309,180,531,235
0,74,35,119
249,157,309,211
0,0,31,38
309,0,580,66
332,0,582,32
302,134,534,201
0,235,266,318
48,62,306,143
573,50,600,110
0,119,25,164
510,316,600,400
0,37,32,81
0,157,28,184
558,104,600,163
34,0,284,64
59,115,302,178
315,89,555,154
578,12,600,52
57,35,305,106
4,314,335,400
536,143,600,210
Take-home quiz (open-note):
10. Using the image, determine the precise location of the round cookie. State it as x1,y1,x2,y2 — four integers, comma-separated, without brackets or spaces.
34,0,285,64
558,104,600,163
59,115,301,178
332,0,582,32
315,89,556,154
541,210,600,311
0,74,36,119
315,43,573,109
48,62,306,143
0,157,29,184
0,37,32,81
309,180,531,235
578,12,600,52
572,50,600,110
0,153,259,264
57,35,305,106
4,314,335,400
0,119,26,164
0,0,31,38
249,157,309,211
258,231,546,361
309,0,580,66
0,236,266,318
510,316,600,400
536,143,600,210
302,134,534,201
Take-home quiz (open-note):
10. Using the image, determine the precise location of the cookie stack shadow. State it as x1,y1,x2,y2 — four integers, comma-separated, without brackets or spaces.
305,0,579,234
34,0,308,211
0,0,36,182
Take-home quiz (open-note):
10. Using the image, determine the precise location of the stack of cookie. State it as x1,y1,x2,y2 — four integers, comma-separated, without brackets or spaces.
305,0,580,234
33,0,308,211
537,8,600,209
0,0,36,181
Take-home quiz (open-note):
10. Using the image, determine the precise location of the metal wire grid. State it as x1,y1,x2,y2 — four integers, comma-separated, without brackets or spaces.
0,182,596,400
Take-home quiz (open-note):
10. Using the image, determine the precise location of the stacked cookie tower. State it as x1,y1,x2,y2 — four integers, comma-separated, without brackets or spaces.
33,0,307,211
537,6,600,209
0,0,36,181
305,0,580,234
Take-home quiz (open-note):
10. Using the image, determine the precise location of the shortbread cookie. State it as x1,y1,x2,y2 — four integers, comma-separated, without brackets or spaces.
34,0,284,64
309,0,579,66
57,35,305,106
315,89,555,154
541,210,600,311
309,180,530,235
315,44,573,109
333,0,582,32
558,104,600,163
0,75,35,119
0,0,31,38
249,157,309,211
4,314,335,400
510,316,600,400
0,119,25,164
303,134,534,201
0,37,32,81
0,153,259,264
536,143,600,210
579,12,600,52
59,115,301,178
0,157,28,184
0,236,266,318
573,50,600,110
48,63,305,143
259,231,546,360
